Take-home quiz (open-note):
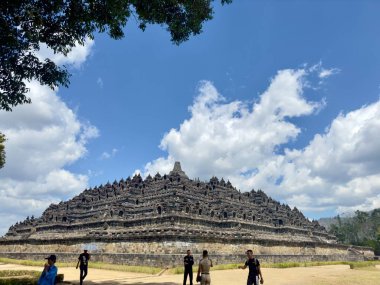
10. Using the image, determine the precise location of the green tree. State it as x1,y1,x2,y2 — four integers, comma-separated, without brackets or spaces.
0,132,5,169
0,0,232,111
328,209,380,255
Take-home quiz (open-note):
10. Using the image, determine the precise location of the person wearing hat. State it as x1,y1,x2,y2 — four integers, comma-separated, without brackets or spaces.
37,254,57,285
76,249,90,285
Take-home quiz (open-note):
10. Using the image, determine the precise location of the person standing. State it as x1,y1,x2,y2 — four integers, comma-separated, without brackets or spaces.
76,249,90,285
239,249,264,285
196,250,213,285
183,249,194,285
38,254,58,285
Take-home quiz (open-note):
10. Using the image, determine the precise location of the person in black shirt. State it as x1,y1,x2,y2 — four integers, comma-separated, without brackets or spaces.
239,249,264,285
76,249,90,285
183,249,194,285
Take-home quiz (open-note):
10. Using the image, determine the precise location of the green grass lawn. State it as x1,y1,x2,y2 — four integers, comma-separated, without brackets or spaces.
261,260,380,269
0,257,161,275
168,260,380,274
0,270,40,285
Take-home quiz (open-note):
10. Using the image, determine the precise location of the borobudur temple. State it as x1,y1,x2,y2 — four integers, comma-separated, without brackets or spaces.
0,162,374,266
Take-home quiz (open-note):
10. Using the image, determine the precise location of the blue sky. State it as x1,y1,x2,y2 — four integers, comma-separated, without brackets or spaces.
64,0,379,178
1,0,380,235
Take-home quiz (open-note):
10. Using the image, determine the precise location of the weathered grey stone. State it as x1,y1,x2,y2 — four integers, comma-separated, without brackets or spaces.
0,162,374,265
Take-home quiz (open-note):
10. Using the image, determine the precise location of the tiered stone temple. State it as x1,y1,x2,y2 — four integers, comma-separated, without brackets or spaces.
0,162,374,266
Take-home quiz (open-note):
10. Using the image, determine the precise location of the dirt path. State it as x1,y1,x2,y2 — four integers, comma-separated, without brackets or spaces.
1,264,379,285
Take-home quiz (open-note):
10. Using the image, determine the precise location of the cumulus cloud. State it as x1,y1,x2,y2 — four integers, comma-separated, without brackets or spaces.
268,101,380,214
0,40,97,236
143,67,380,217
144,68,323,179
37,38,94,68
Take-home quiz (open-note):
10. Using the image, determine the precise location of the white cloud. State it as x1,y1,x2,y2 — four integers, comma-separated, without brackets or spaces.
0,82,98,234
308,62,340,79
319,68,340,79
37,38,94,68
144,68,323,180
97,77,104,88
0,40,97,235
100,148,118,160
0,82,98,180
143,67,380,217
133,169,142,176
267,101,380,214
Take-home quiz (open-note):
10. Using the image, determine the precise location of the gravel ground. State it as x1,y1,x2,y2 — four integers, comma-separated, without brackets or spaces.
0,263,379,285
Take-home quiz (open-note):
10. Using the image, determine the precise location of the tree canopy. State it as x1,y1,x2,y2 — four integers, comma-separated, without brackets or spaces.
0,0,232,111
0,133,5,169
328,209,380,255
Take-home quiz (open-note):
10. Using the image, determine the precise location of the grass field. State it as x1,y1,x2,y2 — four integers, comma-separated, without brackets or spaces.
0,270,40,285
1,257,379,278
0,270,40,278
0,257,161,275
168,260,380,274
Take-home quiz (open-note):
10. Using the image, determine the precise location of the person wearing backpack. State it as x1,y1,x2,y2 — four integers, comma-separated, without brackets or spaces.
239,249,264,285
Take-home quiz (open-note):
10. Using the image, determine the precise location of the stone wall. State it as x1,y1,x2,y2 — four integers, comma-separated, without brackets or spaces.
5,162,331,242
0,240,373,256
0,252,369,268
0,240,373,267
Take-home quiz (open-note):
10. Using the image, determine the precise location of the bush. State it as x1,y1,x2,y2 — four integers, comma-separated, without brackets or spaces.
0,277,37,285
0,270,39,285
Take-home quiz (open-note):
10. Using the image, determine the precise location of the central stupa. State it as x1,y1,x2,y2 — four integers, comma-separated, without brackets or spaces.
4,162,332,244
3,162,369,267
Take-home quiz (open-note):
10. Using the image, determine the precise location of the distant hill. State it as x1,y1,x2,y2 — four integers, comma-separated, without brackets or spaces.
318,217,339,230
319,209,380,255
318,212,354,230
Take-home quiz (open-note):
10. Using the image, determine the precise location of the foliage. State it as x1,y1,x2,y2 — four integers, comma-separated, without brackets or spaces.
0,0,232,111
0,258,55,267
0,133,5,169
329,209,380,255
0,270,40,278
0,270,39,285
0,279,37,285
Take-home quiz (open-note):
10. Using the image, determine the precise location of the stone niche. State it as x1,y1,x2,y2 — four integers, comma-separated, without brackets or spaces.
0,162,374,266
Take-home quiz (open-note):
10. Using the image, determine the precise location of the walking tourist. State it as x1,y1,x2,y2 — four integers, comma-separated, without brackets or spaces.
76,249,90,285
239,249,264,285
183,249,194,285
38,254,57,285
196,250,213,285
